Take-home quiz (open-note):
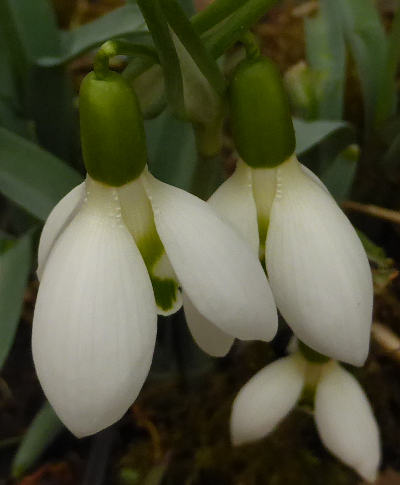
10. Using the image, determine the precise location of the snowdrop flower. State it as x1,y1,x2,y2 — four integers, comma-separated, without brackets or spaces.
34,168,278,437
226,55,373,365
208,156,373,365
33,62,278,437
230,354,380,482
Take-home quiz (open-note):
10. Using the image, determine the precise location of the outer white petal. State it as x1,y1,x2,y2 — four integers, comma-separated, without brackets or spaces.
143,171,278,342
37,182,85,280
230,354,306,445
208,160,259,255
32,179,157,438
266,157,373,365
315,362,380,482
183,292,234,357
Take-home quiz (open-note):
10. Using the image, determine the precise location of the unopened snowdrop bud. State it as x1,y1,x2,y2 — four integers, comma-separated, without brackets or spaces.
229,57,295,168
315,362,380,482
80,70,147,186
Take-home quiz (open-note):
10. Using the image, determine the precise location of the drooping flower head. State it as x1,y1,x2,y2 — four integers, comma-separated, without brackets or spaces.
230,349,381,482
33,65,277,437
211,55,374,365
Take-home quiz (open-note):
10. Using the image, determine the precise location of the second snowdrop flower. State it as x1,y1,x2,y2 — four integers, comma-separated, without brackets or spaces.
230,352,381,482
214,55,374,365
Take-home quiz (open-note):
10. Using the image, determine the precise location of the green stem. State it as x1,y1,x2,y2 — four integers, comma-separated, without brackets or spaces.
163,0,225,94
203,0,279,58
191,0,250,34
93,40,158,80
298,340,330,364
137,0,185,117
240,31,261,60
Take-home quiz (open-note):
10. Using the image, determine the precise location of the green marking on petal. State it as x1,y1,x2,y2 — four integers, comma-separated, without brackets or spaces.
258,215,269,264
119,178,181,314
151,276,180,313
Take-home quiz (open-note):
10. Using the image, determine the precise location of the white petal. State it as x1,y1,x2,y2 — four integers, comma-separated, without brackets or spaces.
32,178,157,438
208,160,259,255
37,182,85,280
183,292,234,357
315,363,380,482
266,157,373,365
230,354,306,445
143,171,278,342
118,177,182,316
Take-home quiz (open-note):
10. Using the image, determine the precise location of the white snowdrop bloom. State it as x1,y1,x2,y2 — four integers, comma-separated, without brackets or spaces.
230,355,380,481
210,156,373,365
34,169,278,436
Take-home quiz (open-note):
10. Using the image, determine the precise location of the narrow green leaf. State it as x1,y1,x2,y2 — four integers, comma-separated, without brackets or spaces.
138,0,185,117
320,144,359,201
146,110,196,190
0,233,32,369
336,0,387,133
39,5,148,67
305,0,346,119
203,0,279,58
12,401,64,478
0,0,76,159
163,0,225,94
0,127,82,221
376,2,400,125
192,0,249,34
294,118,354,156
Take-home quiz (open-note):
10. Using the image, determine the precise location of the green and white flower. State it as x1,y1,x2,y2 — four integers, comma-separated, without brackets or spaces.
230,354,380,482
34,168,278,437
205,155,373,365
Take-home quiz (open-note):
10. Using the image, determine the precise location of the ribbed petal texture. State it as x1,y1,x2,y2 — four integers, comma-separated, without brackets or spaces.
266,157,373,365
143,172,278,342
33,178,157,437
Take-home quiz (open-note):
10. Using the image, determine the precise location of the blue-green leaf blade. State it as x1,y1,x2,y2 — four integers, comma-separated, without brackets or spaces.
294,118,354,155
12,401,64,478
0,127,82,221
39,5,147,66
336,0,387,132
0,233,32,369
305,0,346,119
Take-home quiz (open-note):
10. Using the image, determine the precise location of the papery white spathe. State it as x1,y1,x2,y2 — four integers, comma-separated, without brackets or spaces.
210,156,373,365
35,169,278,436
230,356,380,482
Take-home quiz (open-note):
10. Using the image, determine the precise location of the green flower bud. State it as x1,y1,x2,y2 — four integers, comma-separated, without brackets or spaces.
229,57,295,168
79,71,147,187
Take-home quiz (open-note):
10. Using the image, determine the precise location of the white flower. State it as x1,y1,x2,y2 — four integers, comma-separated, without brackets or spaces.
34,169,277,437
230,355,380,482
209,155,373,365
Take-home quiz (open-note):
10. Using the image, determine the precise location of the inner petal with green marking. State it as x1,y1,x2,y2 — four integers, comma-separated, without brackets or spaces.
251,166,277,263
118,177,182,315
